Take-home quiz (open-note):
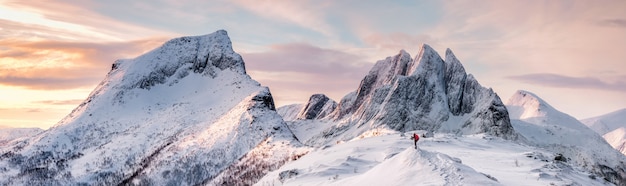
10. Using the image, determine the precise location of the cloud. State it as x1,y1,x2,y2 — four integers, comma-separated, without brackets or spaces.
1,1,173,41
0,37,166,89
361,32,440,55
244,43,371,75
231,0,333,35
242,43,374,105
33,99,84,105
508,73,626,92
598,18,626,28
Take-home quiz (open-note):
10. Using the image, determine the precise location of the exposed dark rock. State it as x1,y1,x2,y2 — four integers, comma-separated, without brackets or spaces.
297,94,337,120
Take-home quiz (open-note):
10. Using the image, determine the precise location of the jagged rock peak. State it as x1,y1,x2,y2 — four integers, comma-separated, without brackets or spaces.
443,48,468,115
110,29,246,90
409,43,445,76
297,94,337,120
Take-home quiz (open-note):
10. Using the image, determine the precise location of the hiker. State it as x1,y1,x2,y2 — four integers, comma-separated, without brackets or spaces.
411,133,420,149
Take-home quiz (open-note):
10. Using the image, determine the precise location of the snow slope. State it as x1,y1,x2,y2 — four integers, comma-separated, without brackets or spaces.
506,90,626,184
582,108,626,156
277,104,304,121
258,132,611,186
582,108,626,135
0,127,43,146
0,30,302,185
602,128,626,156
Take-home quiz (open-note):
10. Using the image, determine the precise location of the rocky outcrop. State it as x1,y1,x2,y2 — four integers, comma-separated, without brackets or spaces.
296,94,337,120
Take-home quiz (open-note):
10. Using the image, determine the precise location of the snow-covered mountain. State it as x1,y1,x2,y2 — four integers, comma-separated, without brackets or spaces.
286,45,518,146
277,104,304,122
0,30,303,185
582,108,626,156
602,128,626,156
506,90,626,184
0,127,43,146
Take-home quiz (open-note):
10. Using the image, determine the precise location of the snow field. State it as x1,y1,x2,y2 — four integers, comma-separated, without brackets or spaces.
259,131,612,186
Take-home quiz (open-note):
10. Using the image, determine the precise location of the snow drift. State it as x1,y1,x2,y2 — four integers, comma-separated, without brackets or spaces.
0,30,302,185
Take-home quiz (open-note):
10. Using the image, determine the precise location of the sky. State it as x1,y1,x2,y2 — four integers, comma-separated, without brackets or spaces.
1,0,625,129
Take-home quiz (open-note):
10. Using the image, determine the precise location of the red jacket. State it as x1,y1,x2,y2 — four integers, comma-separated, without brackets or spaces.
413,133,419,141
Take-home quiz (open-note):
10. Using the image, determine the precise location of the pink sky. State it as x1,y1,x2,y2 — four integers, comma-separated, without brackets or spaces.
1,0,625,129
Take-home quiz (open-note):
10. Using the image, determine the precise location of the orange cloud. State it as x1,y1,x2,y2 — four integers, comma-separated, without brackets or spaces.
1,1,172,41
0,37,167,89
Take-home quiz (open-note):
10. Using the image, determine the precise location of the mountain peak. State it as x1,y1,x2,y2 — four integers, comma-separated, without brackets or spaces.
297,94,337,120
0,30,302,185
108,30,246,91
410,43,444,76
506,90,556,119
294,45,517,145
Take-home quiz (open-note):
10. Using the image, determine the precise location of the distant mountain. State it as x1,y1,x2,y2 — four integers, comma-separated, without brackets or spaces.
581,108,626,135
277,104,304,122
602,128,626,155
0,30,302,185
285,45,518,146
506,90,626,184
581,108,626,156
0,127,43,146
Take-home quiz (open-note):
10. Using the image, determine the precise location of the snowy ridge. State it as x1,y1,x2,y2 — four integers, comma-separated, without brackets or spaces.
602,128,626,155
290,45,517,146
258,132,611,185
581,108,626,156
277,104,304,121
0,127,43,146
582,108,626,135
0,30,301,185
506,90,626,184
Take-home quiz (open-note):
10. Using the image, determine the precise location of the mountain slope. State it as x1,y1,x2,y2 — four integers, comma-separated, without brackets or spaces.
0,127,43,146
582,108,626,135
506,90,626,184
286,46,518,146
277,104,304,122
581,108,626,156
602,127,626,155
0,30,301,185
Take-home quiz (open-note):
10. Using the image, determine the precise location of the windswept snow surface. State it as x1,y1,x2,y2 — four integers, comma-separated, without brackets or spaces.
258,132,610,186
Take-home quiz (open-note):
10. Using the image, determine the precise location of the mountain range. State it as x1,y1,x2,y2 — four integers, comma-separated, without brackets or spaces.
0,30,624,185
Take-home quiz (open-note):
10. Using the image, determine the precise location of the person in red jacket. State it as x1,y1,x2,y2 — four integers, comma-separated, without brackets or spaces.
412,133,420,149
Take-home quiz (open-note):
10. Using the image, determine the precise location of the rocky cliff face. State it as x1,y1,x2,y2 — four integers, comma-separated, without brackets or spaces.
0,30,302,185
291,45,518,145
296,94,337,120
